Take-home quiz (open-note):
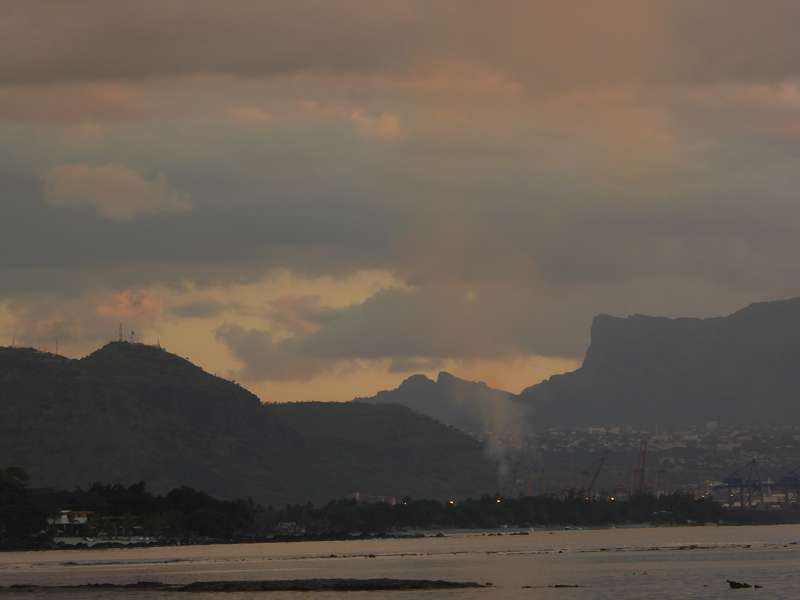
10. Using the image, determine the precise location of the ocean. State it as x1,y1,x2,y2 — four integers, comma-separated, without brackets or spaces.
1,524,799,599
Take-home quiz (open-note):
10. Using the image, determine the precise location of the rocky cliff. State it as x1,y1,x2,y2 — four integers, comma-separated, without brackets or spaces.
522,297,800,426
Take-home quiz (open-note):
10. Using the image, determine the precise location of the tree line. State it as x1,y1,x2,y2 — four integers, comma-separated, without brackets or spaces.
271,492,722,534
1,466,722,548
0,469,258,546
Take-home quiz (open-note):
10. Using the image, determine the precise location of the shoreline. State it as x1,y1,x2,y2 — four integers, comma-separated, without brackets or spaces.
1,578,486,593
5,518,798,554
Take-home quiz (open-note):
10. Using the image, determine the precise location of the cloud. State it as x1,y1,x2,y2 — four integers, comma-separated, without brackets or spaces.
3,2,800,91
298,101,404,140
266,296,323,337
0,2,420,84
215,324,331,382
42,164,191,221
226,105,273,126
350,110,403,140
214,284,569,383
170,300,228,319
388,357,444,373
0,83,151,122
4,288,165,351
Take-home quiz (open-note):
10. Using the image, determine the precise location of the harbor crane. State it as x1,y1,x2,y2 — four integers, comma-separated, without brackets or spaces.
723,459,764,508
584,449,609,500
631,439,648,496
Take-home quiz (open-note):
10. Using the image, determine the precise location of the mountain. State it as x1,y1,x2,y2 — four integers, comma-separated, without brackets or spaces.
356,372,525,440
0,342,497,505
521,297,800,426
269,402,497,501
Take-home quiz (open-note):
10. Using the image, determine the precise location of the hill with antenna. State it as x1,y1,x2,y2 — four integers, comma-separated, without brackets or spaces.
0,342,496,505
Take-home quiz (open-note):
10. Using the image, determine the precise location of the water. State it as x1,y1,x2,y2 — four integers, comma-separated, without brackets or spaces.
1,525,799,599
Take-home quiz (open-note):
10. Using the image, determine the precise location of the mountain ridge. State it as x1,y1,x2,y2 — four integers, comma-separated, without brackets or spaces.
359,297,800,431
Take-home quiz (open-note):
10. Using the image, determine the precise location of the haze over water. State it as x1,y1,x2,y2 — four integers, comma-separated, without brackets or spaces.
2,525,799,599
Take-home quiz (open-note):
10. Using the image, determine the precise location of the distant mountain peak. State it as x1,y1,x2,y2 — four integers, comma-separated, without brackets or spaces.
359,370,518,437
399,373,434,386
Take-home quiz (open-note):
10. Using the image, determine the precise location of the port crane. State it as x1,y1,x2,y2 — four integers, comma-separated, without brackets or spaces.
587,449,609,499
631,439,648,496
580,449,609,500
722,459,764,508
774,464,800,504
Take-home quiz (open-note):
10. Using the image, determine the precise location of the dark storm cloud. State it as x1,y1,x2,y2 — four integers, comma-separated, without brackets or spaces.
3,2,800,89
0,1,420,84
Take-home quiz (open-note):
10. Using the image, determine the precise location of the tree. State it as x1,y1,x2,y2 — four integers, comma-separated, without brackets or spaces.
0,467,46,543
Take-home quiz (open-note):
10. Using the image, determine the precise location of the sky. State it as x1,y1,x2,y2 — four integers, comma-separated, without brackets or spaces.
3,1,800,401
